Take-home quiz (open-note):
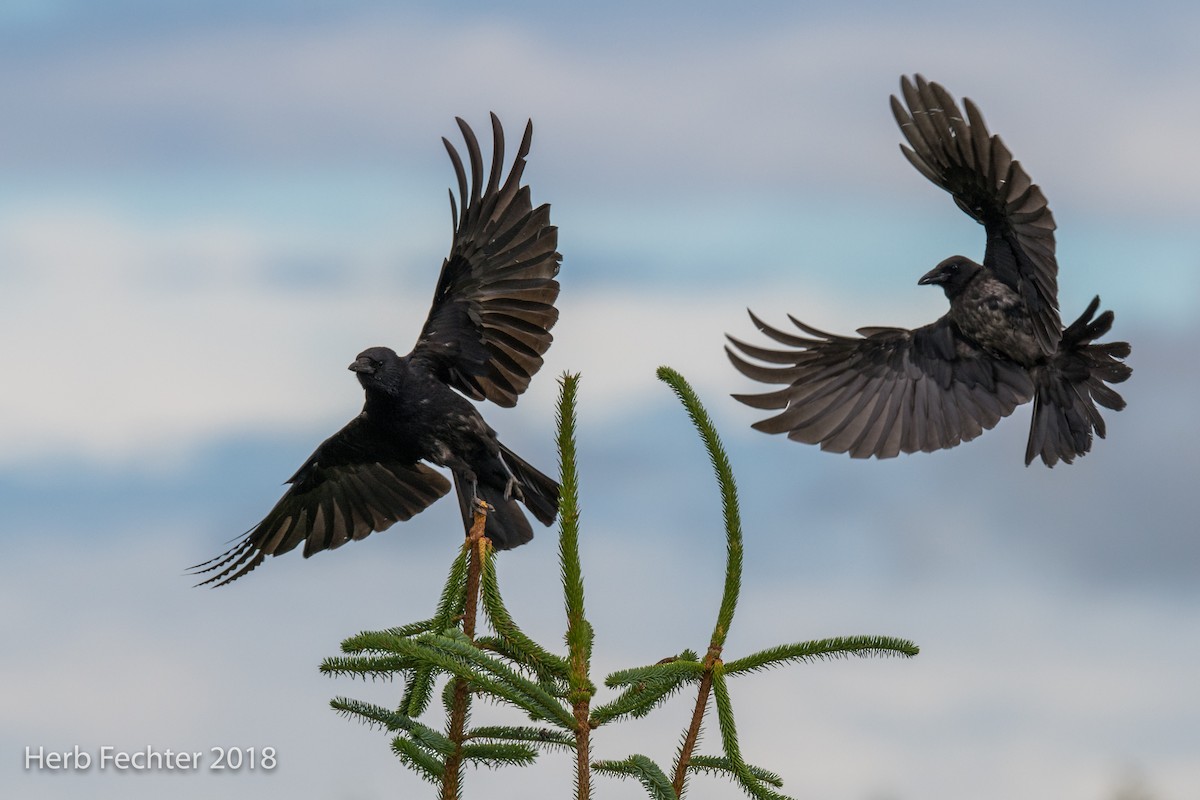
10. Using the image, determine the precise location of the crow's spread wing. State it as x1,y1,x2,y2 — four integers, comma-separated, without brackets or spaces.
410,114,561,407
190,415,451,587
892,74,1061,355
727,311,1035,458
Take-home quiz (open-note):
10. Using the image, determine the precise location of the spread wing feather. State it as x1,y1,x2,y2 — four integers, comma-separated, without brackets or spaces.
892,74,1061,355
411,114,561,407
190,415,451,587
727,311,1035,459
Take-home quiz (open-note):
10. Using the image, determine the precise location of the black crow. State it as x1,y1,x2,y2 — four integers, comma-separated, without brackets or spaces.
726,75,1130,467
192,114,561,587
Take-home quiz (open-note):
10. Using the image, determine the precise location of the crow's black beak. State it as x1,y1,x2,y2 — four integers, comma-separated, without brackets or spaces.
917,266,945,286
349,357,375,375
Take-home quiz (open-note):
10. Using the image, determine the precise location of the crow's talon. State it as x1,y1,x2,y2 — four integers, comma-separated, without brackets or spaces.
503,476,525,501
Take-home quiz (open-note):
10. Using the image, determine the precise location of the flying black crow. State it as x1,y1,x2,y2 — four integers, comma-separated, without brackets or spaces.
726,75,1130,467
192,114,561,587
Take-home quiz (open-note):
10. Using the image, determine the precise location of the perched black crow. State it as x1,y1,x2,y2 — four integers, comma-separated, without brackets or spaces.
726,75,1130,467
192,114,561,587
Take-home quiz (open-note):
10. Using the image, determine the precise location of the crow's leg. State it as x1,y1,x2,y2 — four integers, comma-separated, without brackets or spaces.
470,482,494,514
497,457,524,501
457,472,491,515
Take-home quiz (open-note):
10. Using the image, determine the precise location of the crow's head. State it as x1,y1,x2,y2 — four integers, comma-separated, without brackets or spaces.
349,346,404,390
918,256,982,299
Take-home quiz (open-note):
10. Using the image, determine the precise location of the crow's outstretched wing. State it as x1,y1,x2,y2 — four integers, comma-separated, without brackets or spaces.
892,74,1061,355
727,312,1035,458
190,415,451,587
410,114,561,407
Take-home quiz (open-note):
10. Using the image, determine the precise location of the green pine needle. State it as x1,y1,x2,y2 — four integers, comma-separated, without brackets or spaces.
329,696,453,756
459,742,539,768
378,617,441,639
433,546,471,627
605,655,704,688
419,632,576,729
468,725,577,752
593,659,706,725
593,755,678,800
556,372,592,696
591,661,705,725
391,735,445,784
474,635,570,699
687,756,784,788
376,546,474,718
724,636,920,676
338,629,412,654
319,654,416,679
479,550,572,686
401,663,438,718
711,670,792,800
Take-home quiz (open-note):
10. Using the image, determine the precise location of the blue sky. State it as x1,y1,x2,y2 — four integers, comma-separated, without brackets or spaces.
2,3,1198,800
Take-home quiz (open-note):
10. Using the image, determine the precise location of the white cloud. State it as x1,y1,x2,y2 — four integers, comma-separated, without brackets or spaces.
4,10,1199,217
0,197,950,468
0,204,405,467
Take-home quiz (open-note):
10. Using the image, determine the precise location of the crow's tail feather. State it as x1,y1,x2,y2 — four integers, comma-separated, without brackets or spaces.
499,444,559,527
451,446,559,550
1026,296,1131,467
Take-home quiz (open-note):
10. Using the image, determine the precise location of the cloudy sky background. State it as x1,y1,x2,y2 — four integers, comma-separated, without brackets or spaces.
2,2,1197,799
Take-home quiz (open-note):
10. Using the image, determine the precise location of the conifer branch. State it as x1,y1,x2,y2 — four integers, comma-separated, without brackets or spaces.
686,756,784,787
711,669,791,800
392,735,446,784
557,372,594,800
604,651,701,688
473,635,569,697
419,631,576,729
401,661,437,719
591,659,705,725
329,697,454,755
674,676,713,796
656,366,743,648
378,617,442,639
656,367,748,798
467,725,577,753
459,742,539,768
319,654,418,679
593,755,678,800
402,544,471,717
723,636,919,676
340,626,432,653
337,629,419,655
479,550,572,686
557,373,585,648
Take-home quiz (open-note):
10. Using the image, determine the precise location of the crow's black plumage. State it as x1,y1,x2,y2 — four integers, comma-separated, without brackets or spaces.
191,114,561,587
726,75,1131,467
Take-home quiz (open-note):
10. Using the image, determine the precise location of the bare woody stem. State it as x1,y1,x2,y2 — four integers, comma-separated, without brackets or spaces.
573,699,591,799
672,642,723,798
441,506,489,800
